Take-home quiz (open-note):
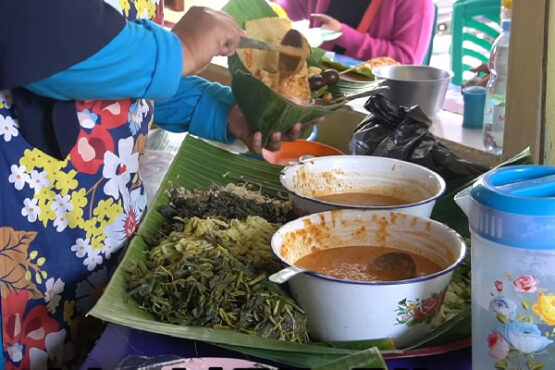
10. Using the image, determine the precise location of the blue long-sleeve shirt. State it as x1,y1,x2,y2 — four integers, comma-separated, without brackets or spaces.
26,19,235,143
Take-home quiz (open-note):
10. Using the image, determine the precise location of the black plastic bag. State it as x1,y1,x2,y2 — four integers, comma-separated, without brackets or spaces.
349,94,489,182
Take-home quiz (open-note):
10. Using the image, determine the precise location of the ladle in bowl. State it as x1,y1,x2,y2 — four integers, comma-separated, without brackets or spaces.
269,251,416,284
369,252,417,281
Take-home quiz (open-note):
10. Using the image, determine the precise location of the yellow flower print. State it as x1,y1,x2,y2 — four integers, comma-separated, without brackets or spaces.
64,300,75,324
20,148,44,172
45,169,60,188
82,219,99,240
66,207,84,229
82,198,123,251
91,234,105,251
35,187,55,203
41,155,67,177
37,190,57,226
53,169,79,194
65,188,88,229
532,292,555,325
37,204,56,226
97,200,123,229
82,219,105,249
71,188,88,209
97,217,114,231
134,0,156,19
120,0,130,16
64,300,78,339
94,198,119,219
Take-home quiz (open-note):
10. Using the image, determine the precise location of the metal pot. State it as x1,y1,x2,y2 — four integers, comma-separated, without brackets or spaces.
373,65,453,117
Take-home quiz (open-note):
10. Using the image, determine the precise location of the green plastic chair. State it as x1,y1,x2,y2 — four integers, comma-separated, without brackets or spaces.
422,3,438,65
451,0,501,85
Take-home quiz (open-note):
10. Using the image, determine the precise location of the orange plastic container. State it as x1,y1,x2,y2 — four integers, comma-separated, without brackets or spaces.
262,140,344,166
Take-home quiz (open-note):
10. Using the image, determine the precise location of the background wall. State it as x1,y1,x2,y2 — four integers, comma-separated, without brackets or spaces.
546,2,555,164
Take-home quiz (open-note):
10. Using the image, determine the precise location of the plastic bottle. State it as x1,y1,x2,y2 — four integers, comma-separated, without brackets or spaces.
482,19,511,155
501,0,513,21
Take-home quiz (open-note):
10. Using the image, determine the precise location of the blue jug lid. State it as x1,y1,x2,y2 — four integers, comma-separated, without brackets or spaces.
471,165,555,216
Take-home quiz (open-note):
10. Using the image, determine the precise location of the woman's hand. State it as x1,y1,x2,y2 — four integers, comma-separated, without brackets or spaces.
461,63,490,90
227,105,323,153
310,13,342,32
172,7,246,76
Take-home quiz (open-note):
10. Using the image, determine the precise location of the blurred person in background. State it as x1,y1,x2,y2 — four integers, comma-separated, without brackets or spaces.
275,0,435,65
461,63,491,90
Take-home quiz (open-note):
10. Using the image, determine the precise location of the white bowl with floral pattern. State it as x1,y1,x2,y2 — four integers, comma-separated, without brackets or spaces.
271,209,466,347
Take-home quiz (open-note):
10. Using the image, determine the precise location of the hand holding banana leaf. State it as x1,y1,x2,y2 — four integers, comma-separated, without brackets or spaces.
222,1,364,148
227,104,324,153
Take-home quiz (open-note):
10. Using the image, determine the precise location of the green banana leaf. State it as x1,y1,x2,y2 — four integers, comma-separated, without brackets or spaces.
401,307,471,350
216,344,387,369
222,0,277,27
320,57,374,79
311,47,378,97
90,130,533,367
307,47,326,67
226,50,349,148
223,0,365,148
229,67,340,147
312,348,387,370
89,135,390,368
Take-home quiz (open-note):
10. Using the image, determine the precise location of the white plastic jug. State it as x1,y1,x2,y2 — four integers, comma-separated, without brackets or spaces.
456,165,555,370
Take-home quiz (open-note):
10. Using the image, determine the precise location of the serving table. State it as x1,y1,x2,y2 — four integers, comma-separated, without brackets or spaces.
81,324,471,369
81,138,472,369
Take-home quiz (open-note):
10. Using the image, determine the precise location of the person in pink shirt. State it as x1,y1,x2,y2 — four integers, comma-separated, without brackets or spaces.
275,0,435,65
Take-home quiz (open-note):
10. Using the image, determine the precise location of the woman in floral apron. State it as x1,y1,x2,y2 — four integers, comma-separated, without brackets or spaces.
0,2,298,368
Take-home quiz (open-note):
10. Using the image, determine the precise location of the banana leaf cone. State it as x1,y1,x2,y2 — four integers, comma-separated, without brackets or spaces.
223,0,383,148
228,53,349,148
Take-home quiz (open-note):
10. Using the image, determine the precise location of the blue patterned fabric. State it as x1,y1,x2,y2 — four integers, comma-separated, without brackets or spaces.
0,1,171,368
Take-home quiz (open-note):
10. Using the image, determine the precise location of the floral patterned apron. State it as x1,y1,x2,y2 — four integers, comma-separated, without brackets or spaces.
0,1,164,368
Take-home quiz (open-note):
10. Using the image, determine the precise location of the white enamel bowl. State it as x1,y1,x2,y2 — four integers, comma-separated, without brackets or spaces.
271,209,466,347
279,155,446,217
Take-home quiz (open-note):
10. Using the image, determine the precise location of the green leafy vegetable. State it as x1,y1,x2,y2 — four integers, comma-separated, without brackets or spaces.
127,216,309,343
150,183,294,246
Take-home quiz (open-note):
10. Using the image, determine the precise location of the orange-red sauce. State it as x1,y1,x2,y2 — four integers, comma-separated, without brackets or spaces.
315,192,409,206
295,245,442,281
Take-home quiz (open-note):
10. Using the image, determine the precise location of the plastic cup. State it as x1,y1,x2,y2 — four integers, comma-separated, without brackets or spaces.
462,86,486,129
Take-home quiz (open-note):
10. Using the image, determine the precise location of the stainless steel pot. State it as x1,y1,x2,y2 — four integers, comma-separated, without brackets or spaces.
373,65,453,117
